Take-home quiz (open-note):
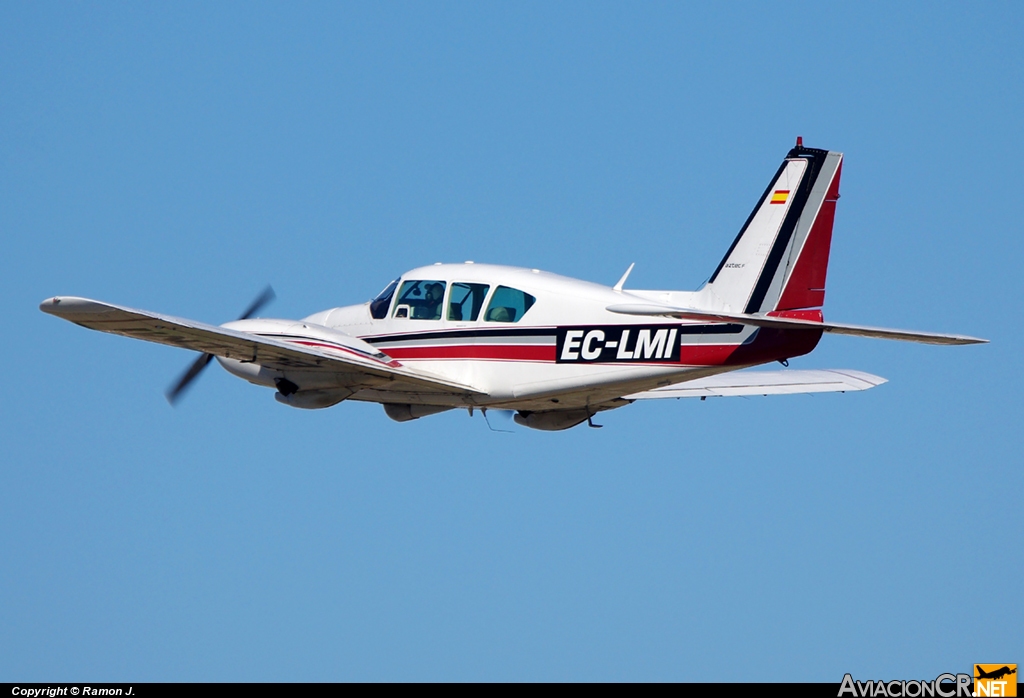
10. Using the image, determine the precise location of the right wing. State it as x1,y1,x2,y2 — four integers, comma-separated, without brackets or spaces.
40,296,483,398
626,368,886,399
607,303,987,346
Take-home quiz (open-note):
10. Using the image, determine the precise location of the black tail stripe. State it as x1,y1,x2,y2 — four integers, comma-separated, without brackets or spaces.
708,158,790,285
744,146,829,314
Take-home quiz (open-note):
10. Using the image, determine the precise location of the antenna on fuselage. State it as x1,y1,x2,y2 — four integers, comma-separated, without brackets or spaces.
481,408,516,433
613,263,635,292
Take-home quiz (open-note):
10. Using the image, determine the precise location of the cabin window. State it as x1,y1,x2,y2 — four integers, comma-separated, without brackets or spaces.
484,286,536,323
447,283,490,322
369,278,399,319
392,280,447,320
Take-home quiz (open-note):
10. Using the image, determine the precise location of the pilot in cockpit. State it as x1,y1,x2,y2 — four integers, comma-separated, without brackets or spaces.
422,282,445,320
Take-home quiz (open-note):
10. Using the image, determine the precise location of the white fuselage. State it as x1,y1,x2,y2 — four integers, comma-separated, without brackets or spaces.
217,263,774,412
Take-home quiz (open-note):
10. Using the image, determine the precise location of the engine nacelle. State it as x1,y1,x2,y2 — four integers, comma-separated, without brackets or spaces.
275,389,353,410
383,404,454,422
514,409,592,431
217,356,280,386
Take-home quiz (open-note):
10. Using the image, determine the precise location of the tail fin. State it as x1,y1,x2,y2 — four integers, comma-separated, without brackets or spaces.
697,141,843,314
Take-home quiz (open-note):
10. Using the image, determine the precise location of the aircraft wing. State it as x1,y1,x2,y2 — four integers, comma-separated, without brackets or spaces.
625,368,886,399
606,304,987,346
39,296,482,397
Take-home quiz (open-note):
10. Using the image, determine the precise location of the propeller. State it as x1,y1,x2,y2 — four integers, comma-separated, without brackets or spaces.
165,286,275,405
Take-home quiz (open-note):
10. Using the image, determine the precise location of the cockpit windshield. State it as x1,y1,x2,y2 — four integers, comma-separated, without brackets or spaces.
393,280,447,320
369,278,399,319
376,277,536,323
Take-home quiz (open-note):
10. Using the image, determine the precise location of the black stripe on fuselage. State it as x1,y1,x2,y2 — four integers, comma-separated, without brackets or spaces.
677,323,745,335
744,146,829,314
364,327,558,344
363,323,745,345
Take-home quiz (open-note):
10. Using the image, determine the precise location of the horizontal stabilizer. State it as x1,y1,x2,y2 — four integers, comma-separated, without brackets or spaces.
626,368,886,399
606,304,987,346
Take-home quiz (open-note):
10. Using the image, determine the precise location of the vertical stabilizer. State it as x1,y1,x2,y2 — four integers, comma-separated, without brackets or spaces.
696,143,843,314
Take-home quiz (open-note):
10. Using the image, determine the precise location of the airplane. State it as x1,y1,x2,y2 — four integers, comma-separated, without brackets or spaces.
40,139,987,431
976,666,1016,681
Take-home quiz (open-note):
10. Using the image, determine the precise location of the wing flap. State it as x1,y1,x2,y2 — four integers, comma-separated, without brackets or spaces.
626,368,886,399
40,296,482,396
606,303,987,346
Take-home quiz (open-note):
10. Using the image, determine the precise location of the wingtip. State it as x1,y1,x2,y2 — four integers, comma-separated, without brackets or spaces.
39,297,61,314
39,296,113,318
944,335,989,345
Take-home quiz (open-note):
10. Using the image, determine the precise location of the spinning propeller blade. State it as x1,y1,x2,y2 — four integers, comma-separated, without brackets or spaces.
165,353,215,405
237,285,276,321
164,286,275,405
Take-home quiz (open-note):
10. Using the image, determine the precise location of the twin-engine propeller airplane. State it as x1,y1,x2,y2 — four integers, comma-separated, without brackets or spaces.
41,140,986,431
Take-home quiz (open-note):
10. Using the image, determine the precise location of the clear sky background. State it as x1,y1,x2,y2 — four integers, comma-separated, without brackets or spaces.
2,1,1020,682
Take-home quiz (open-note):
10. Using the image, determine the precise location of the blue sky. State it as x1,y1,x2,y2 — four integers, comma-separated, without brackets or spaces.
2,1,1020,681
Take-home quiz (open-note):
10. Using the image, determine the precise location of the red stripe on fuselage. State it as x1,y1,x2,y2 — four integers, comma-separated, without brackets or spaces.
382,343,750,365
364,329,823,367
289,339,403,367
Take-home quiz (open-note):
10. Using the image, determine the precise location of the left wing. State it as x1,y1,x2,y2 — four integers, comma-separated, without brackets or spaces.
40,296,483,398
625,369,886,399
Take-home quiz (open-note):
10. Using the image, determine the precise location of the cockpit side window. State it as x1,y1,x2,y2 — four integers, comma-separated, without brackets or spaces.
369,278,399,319
484,286,536,323
447,283,490,322
392,280,447,320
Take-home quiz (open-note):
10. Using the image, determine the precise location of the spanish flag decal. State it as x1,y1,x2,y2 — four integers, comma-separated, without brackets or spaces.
770,190,790,205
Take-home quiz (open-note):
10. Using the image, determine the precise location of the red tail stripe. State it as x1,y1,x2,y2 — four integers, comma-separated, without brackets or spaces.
775,161,842,311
